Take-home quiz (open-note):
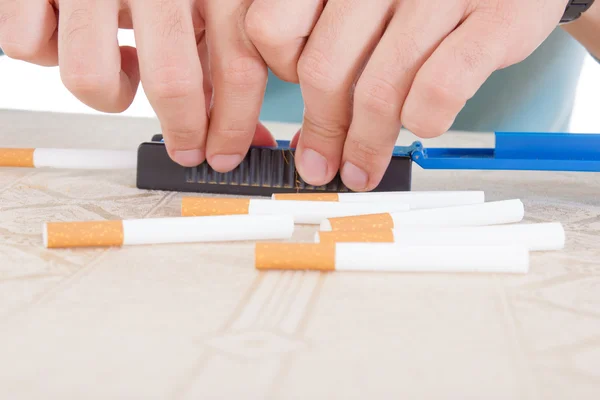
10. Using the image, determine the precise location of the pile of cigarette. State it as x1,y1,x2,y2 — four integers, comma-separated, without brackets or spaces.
44,191,565,274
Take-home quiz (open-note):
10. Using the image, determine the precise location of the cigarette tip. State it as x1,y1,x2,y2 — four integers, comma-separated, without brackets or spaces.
320,219,332,231
42,222,49,248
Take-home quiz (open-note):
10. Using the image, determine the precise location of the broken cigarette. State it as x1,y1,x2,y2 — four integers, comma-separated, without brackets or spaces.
43,214,295,248
181,197,410,224
314,222,564,251
255,243,529,274
272,191,485,209
320,199,525,231
0,148,137,169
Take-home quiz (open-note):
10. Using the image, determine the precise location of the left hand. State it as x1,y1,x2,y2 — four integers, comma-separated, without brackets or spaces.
246,0,569,191
0,0,277,171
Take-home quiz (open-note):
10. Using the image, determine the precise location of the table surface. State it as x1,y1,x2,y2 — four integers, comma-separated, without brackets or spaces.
1,109,600,399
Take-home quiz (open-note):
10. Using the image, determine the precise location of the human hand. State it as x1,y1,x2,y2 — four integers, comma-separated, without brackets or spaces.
246,0,569,191
0,0,275,170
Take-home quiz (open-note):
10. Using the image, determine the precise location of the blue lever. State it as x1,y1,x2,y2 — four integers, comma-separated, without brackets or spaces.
409,131,600,172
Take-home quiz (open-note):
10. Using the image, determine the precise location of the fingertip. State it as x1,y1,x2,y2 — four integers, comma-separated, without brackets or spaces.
401,96,455,139
208,154,244,172
269,60,301,83
251,122,277,147
120,46,140,88
171,148,206,167
340,161,370,191
289,130,301,148
400,81,460,139
112,46,140,113
296,147,330,186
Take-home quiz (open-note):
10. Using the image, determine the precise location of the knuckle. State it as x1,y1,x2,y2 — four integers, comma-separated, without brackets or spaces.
164,127,203,148
61,7,92,45
346,138,382,169
303,113,348,142
389,32,424,72
401,82,461,138
416,79,463,109
61,70,113,95
155,2,190,41
219,56,266,88
214,127,251,141
355,75,402,118
0,40,37,60
451,39,491,73
402,117,447,139
297,49,339,92
244,8,282,47
0,10,39,61
472,2,515,30
402,111,450,139
146,66,196,100
0,6,16,28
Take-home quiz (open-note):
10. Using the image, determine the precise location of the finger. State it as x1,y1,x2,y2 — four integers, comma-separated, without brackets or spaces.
295,0,392,186
58,0,139,113
197,31,212,116
401,10,511,139
197,24,276,150
245,0,323,82
204,0,269,173
0,0,58,65
130,0,207,167
251,122,277,147
290,130,301,148
342,0,463,191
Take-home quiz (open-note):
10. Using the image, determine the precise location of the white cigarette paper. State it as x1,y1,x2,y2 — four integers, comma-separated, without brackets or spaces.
43,214,295,248
34,148,137,169
314,222,565,251
0,147,137,169
272,191,485,209
255,243,530,274
181,197,410,224
320,199,525,231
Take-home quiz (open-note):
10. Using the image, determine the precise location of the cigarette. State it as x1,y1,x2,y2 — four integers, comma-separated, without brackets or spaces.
43,214,295,248
254,243,529,274
314,222,564,251
0,148,137,169
272,191,485,209
320,199,525,231
181,197,410,224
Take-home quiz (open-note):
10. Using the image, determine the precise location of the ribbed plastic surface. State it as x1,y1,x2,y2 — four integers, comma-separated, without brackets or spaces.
136,136,412,195
184,147,349,191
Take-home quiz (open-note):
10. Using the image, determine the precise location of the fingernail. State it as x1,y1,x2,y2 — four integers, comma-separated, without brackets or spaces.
341,162,369,190
300,148,328,184
173,149,205,166
210,154,243,172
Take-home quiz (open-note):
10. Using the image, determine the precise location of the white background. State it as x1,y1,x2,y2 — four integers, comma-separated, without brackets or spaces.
1,30,599,132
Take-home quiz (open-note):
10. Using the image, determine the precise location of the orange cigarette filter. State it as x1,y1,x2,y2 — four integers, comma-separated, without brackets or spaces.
181,197,250,217
255,243,336,271
272,193,340,201
317,230,395,243
0,148,35,167
326,213,395,231
44,220,124,248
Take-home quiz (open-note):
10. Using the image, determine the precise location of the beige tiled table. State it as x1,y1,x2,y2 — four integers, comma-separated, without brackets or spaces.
1,109,600,399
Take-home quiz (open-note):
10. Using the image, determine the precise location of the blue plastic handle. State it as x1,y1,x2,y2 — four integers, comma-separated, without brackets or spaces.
409,132,600,172
238,132,600,172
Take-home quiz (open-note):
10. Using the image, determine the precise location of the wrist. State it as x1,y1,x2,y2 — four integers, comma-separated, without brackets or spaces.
560,0,596,24
561,0,600,60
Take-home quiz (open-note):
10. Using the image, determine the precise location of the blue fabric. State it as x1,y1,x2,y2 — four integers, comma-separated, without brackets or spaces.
259,28,588,133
